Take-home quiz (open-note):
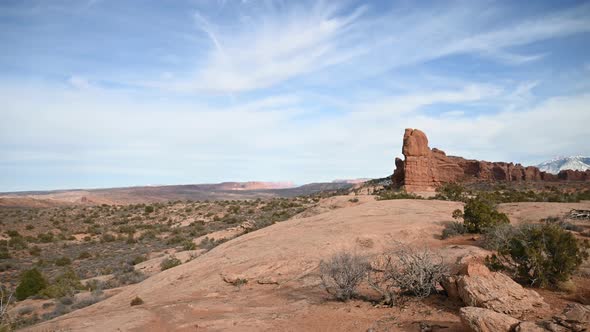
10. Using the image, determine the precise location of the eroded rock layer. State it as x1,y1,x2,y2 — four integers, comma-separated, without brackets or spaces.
392,128,590,192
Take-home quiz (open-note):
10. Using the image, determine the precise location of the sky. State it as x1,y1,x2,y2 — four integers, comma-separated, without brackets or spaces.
1,0,590,192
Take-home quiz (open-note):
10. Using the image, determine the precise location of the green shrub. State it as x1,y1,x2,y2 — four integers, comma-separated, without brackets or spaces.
40,268,83,298
16,268,48,300
37,233,54,243
0,250,10,260
160,256,181,271
144,206,154,214
182,240,196,251
377,190,421,200
434,183,467,202
491,223,589,287
0,242,10,259
165,235,185,245
8,236,28,250
130,255,147,265
55,256,71,266
462,196,509,233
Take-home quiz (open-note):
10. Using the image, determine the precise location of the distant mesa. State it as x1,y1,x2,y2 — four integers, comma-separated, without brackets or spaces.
214,181,295,191
392,128,590,192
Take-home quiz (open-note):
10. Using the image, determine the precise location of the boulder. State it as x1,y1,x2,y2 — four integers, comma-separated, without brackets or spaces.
460,307,520,332
441,275,460,300
514,322,549,332
459,262,491,277
461,304,590,332
442,263,548,318
552,304,590,331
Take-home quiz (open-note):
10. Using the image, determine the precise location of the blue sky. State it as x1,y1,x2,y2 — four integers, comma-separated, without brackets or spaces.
1,0,590,191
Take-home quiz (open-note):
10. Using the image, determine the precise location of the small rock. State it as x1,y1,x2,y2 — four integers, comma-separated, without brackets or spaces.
552,303,590,331
441,276,460,300
221,273,247,284
257,277,279,285
459,262,491,277
514,321,547,332
460,307,520,332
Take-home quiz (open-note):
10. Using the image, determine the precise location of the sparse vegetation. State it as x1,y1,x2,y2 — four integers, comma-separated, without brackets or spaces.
130,296,144,306
441,221,467,239
40,268,83,298
482,223,516,251
319,251,369,301
15,269,47,301
0,195,318,312
319,245,449,305
368,246,448,305
461,196,510,233
0,287,14,331
54,256,71,266
486,223,590,287
434,183,467,202
376,190,422,200
160,256,182,271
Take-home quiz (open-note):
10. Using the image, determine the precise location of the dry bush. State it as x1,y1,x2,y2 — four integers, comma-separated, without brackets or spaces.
0,288,13,332
71,294,103,310
483,223,516,251
160,256,181,271
130,296,144,306
368,245,448,305
319,251,369,301
441,221,467,239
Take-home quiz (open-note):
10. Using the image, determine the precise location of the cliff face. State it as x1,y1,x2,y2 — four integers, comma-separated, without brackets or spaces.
392,128,590,192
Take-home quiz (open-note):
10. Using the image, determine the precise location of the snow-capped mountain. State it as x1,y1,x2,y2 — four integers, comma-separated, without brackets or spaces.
537,156,590,174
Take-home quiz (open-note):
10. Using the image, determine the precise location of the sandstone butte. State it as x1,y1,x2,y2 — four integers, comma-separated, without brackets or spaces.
392,128,590,192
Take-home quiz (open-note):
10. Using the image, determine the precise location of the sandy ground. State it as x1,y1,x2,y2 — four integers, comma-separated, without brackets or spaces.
21,197,590,332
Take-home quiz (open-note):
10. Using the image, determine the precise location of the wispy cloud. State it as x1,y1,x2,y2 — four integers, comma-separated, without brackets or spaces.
178,2,369,93
140,1,590,95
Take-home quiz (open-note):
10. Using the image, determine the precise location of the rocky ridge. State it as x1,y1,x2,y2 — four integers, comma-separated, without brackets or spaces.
392,128,590,192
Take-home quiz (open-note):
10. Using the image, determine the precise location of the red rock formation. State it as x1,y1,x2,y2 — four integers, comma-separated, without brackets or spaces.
392,128,590,192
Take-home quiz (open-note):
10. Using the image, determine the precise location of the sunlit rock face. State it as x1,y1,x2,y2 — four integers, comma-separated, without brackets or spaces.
392,128,590,192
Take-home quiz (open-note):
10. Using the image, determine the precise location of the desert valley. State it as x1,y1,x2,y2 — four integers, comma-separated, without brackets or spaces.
2,1,590,331
0,129,589,331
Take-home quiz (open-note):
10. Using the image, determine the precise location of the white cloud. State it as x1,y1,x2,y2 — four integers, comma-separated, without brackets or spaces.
67,75,91,90
143,2,590,95
181,2,369,94
3,80,587,188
